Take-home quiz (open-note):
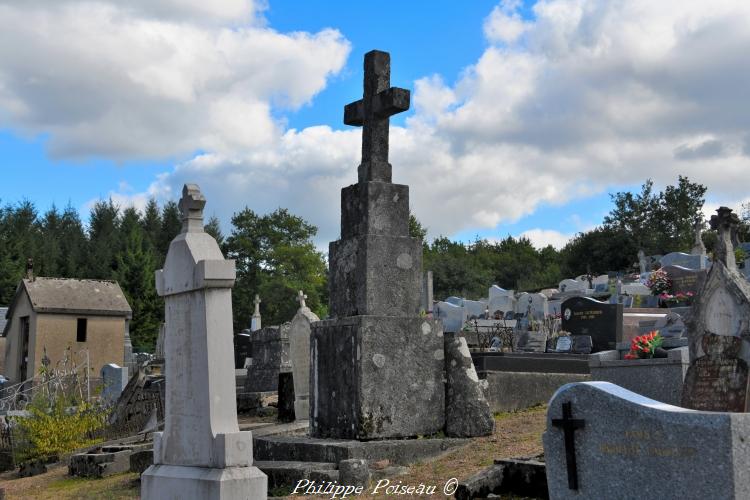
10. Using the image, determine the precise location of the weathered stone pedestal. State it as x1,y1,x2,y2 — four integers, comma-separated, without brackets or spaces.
311,316,445,439
310,50,445,439
141,184,266,500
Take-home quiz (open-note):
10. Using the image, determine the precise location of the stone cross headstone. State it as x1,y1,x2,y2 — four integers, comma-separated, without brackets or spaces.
250,294,262,332
142,184,266,500
311,50,445,439
343,50,410,183
683,207,750,413
101,363,128,406
289,289,319,421
544,381,750,500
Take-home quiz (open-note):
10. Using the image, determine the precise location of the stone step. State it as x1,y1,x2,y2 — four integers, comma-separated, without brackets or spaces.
253,435,468,465
254,461,338,489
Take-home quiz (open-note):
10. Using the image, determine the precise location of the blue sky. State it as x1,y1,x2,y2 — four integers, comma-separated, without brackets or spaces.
1,0,748,249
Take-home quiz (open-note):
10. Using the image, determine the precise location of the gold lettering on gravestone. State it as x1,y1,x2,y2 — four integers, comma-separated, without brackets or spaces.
573,310,604,321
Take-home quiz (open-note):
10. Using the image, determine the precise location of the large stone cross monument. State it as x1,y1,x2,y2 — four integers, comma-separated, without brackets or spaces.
310,50,445,439
141,184,266,499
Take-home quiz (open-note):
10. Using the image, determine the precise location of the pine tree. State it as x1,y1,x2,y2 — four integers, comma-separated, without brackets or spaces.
86,199,120,279
115,224,162,352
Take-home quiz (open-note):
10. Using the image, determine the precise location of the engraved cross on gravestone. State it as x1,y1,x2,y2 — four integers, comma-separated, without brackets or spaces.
344,50,410,183
551,401,586,490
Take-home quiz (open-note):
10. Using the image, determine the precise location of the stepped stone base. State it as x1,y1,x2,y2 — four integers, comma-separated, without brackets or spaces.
141,464,267,500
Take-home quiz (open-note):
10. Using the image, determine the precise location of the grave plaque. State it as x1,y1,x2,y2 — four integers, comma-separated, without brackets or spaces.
516,331,547,353
663,265,706,295
561,297,622,352
681,334,750,412
555,336,573,353
571,336,593,354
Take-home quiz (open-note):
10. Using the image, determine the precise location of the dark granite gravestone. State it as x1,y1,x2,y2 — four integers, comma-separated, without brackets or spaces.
555,336,573,353
663,265,707,295
244,325,291,392
310,50,445,439
571,335,593,354
234,332,252,369
277,372,296,423
515,331,547,353
681,334,749,412
561,297,622,353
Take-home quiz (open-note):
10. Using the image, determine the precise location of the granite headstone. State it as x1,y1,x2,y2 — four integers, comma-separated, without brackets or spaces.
561,297,622,352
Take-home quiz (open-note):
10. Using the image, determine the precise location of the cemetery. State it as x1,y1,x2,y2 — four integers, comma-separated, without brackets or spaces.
0,16,749,500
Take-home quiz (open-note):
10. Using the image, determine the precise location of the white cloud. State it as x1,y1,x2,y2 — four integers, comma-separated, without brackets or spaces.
4,0,750,245
518,228,573,249
0,1,349,160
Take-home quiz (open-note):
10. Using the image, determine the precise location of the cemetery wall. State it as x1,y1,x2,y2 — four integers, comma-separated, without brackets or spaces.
481,371,590,412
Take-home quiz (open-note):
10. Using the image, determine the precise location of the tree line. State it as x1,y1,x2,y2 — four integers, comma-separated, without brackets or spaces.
0,199,327,353
0,175,735,351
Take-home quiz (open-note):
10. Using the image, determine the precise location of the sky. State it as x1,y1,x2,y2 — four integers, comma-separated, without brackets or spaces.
1,0,749,250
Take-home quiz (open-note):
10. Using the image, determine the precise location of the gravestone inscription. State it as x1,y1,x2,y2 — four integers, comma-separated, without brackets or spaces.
681,334,749,412
663,265,706,295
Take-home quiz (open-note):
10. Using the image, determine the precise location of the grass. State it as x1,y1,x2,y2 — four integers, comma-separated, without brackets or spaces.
0,405,548,499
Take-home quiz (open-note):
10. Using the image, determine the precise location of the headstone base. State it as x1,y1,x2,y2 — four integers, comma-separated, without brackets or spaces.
141,464,267,500
310,316,445,439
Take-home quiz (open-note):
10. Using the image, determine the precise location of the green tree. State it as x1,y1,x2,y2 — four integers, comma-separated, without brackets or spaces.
86,199,120,279
158,201,182,258
409,213,428,241
225,208,327,330
115,224,161,352
205,215,225,248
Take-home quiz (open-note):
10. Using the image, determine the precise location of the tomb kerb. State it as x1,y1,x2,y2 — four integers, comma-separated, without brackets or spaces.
310,50,445,439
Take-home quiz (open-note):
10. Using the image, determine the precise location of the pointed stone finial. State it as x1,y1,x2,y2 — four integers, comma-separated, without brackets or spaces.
296,290,308,310
179,184,206,234
710,207,739,271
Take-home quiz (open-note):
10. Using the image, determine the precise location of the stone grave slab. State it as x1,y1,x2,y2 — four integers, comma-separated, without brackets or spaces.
515,331,547,353
544,381,750,500
555,336,573,353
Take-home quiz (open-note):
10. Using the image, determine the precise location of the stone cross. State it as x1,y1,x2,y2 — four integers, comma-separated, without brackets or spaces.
344,50,410,184
178,183,206,233
692,218,707,258
251,294,262,331
145,183,266,499
296,290,307,309
638,249,647,274
710,207,739,271
551,401,585,490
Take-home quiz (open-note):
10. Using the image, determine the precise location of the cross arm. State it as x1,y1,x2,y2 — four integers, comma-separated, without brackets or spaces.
344,100,364,126
373,87,410,118
343,87,411,127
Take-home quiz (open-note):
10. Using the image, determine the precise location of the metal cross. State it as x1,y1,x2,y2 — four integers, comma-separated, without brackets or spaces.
551,401,586,490
344,50,410,183
296,290,307,309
